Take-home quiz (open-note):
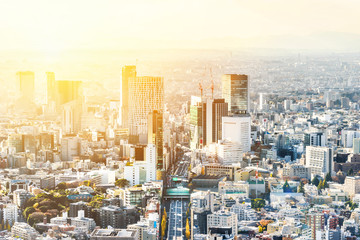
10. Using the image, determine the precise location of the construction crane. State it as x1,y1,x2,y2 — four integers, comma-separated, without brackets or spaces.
209,67,214,99
198,83,203,100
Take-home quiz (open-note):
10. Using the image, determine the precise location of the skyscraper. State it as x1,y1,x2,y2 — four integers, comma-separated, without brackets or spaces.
121,66,137,128
55,80,83,106
55,80,83,134
148,110,163,170
205,98,228,145
17,71,35,102
128,76,164,143
190,97,228,148
189,96,203,149
46,72,56,104
222,74,249,114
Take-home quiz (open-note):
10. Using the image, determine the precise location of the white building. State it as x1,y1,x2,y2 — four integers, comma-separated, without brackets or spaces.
4,204,18,226
305,146,333,178
342,130,360,148
11,222,39,240
50,211,96,233
146,144,157,182
124,163,146,186
216,139,243,165
283,163,311,179
344,176,360,197
230,204,257,221
207,210,238,236
353,138,360,154
222,115,251,153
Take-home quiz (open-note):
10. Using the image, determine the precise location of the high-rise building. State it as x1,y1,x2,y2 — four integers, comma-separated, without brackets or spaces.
222,115,251,153
121,66,137,128
342,130,360,148
148,110,163,170
190,96,203,149
128,76,164,143
305,146,334,178
304,132,326,147
17,71,35,102
145,144,157,182
190,97,228,148
222,74,249,114
204,98,228,145
55,80,83,106
354,138,360,154
46,72,56,104
55,80,83,134
306,212,325,239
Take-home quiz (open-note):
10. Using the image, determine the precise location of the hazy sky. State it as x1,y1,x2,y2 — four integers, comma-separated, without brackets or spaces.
0,0,360,51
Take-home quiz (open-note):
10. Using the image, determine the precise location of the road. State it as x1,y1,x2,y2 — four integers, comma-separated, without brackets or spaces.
167,200,187,240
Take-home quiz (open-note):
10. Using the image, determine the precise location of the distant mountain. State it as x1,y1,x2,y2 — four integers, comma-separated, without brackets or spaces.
197,32,360,51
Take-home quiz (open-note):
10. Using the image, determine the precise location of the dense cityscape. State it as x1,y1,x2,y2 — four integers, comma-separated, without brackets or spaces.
0,51,359,240
2,1,360,240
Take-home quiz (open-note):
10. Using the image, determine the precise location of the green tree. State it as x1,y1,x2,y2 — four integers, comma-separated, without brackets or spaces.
23,207,36,219
56,182,67,190
27,212,45,226
348,168,354,176
325,173,332,182
297,181,305,194
283,180,292,193
251,198,265,210
323,179,329,189
115,179,129,188
312,176,320,187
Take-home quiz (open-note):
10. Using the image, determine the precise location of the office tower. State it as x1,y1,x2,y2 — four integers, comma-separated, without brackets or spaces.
207,210,238,236
55,80,83,134
128,76,164,143
354,138,360,154
61,136,88,161
190,97,228,149
204,98,228,145
222,115,251,153
148,110,163,170
189,96,203,149
304,132,326,147
222,74,249,114
145,144,156,182
46,72,56,104
55,80,83,106
99,206,140,229
17,71,35,102
8,134,24,153
284,99,291,111
342,130,360,148
306,212,325,239
305,146,333,178
121,66,137,128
